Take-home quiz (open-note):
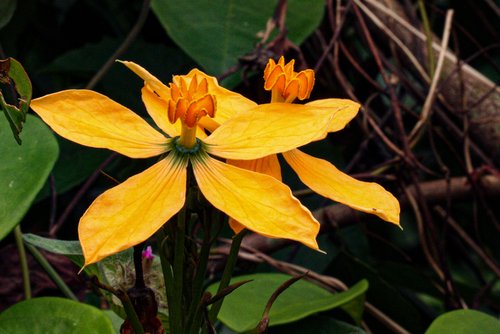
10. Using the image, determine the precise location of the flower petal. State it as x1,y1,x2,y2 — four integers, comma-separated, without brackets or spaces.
141,85,181,137
204,103,337,160
192,154,320,250
305,99,360,139
226,154,283,235
226,154,282,180
283,149,400,225
30,90,169,158
79,153,188,266
120,61,171,101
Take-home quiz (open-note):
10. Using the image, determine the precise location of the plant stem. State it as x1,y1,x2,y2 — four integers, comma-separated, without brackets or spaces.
208,229,248,324
171,207,187,333
24,242,79,301
91,276,145,334
156,227,175,331
117,290,146,334
14,225,31,299
186,209,219,334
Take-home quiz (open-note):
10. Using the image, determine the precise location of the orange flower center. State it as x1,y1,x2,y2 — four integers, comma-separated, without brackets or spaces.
167,74,216,148
263,57,315,103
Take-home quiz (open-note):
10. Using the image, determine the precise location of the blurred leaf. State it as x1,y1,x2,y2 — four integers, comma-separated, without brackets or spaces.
339,287,366,326
0,57,32,144
22,233,96,276
23,233,83,255
0,0,16,30
42,37,195,110
0,297,115,333
269,315,368,334
102,309,123,334
206,273,368,333
325,251,423,334
0,114,58,241
151,0,324,76
425,309,500,334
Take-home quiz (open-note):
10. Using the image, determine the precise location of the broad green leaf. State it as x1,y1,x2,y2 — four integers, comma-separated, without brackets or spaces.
270,315,368,334
0,58,32,144
339,287,366,326
103,309,123,334
0,114,58,241
0,297,115,334
0,0,16,30
206,273,368,333
425,309,500,334
151,0,324,77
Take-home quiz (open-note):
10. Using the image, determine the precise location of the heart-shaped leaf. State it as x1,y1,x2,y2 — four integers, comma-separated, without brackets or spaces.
425,309,500,334
0,297,115,334
151,0,325,76
206,273,368,333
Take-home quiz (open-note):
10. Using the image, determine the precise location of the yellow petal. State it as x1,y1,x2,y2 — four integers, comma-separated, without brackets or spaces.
142,85,181,137
226,154,282,180
119,61,171,101
306,99,360,139
192,153,320,250
79,154,188,266
283,149,400,225
30,90,169,158
204,103,337,160
226,154,283,234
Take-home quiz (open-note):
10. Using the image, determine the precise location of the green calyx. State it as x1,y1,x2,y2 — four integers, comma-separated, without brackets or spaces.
172,136,202,154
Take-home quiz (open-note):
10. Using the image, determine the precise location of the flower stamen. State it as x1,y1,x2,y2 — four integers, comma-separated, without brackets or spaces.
167,74,217,148
263,57,315,103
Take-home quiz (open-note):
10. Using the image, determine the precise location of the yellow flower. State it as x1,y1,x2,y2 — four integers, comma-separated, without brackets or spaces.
30,61,341,266
201,57,401,233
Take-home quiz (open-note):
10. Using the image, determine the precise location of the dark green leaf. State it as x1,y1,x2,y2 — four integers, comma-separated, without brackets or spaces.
0,58,32,144
0,297,115,333
206,273,368,333
425,309,500,334
0,114,58,241
0,0,16,30
151,0,324,76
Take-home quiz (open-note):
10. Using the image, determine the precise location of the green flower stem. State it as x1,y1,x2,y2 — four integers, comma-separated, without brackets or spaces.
24,242,79,302
117,290,146,334
208,229,248,324
155,227,175,331
171,207,187,333
14,225,31,299
91,276,145,334
186,209,219,334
